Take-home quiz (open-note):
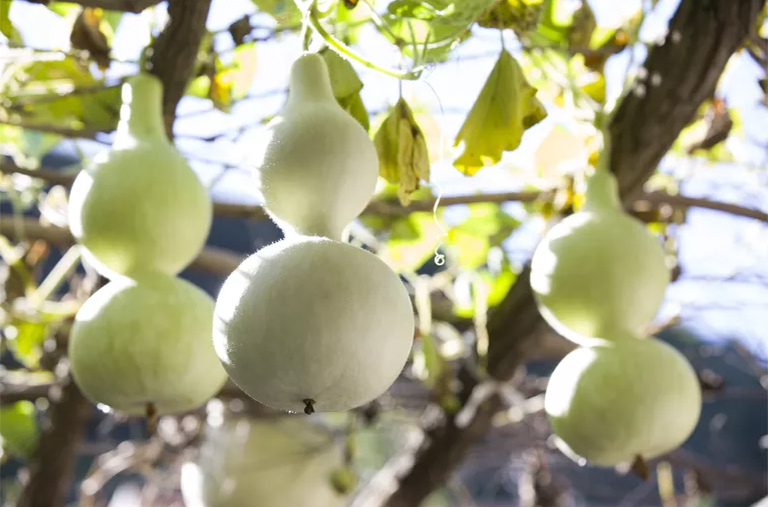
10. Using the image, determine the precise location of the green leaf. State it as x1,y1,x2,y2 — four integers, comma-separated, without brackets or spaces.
250,0,301,25
453,50,546,175
373,98,430,205
530,0,571,46
0,401,39,460
368,212,441,272
566,0,596,49
321,49,363,100
382,0,496,63
1,1,22,44
6,321,48,369
446,202,519,269
454,266,517,318
338,92,369,131
1,56,121,133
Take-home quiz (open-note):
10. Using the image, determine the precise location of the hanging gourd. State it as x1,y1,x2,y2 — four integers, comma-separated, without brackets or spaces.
532,164,701,469
68,72,212,279
180,414,347,507
530,169,669,344
251,53,379,240
213,53,415,414
544,336,701,466
69,274,227,415
67,72,226,418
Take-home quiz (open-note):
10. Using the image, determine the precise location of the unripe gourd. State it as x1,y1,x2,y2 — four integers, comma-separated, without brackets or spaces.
69,274,228,416
250,53,379,240
544,337,701,466
180,415,346,507
530,170,669,344
213,236,414,413
213,53,414,414
68,72,212,279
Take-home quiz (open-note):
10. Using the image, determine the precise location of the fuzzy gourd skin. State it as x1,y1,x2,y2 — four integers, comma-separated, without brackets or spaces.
68,72,212,279
69,274,228,415
213,236,415,413
180,416,346,507
252,53,378,240
530,170,669,344
545,337,701,466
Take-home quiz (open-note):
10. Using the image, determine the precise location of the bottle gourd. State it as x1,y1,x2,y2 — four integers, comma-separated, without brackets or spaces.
530,169,669,344
67,72,227,416
180,414,347,507
69,72,212,280
213,53,415,414
532,169,701,467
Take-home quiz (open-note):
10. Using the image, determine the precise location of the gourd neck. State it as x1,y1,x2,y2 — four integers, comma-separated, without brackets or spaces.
114,72,168,146
582,169,622,212
285,52,336,107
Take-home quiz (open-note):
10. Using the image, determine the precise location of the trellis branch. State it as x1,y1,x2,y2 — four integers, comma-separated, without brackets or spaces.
3,162,767,224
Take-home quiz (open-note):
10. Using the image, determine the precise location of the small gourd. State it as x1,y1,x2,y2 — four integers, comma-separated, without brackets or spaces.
530,169,669,344
213,236,415,414
68,72,212,279
544,336,701,466
250,53,378,240
180,414,347,507
69,273,228,416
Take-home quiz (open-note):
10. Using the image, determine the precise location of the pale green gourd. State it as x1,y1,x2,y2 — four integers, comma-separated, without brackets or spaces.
251,53,379,240
68,72,212,279
68,273,228,416
530,170,670,345
544,337,701,466
213,235,414,414
180,415,347,507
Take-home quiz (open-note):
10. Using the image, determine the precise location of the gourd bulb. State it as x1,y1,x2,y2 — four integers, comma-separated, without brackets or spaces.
69,274,228,415
545,337,701,466
213,236,414,413
68,72,212,279
252,53,378,240
530,170,669,344
180,415,346,507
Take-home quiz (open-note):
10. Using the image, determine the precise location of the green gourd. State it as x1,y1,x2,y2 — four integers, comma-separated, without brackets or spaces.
180,415,347,507
530,170,669,344
68,72,212,279
250,53,378,240
544,337,701,466
68,273,228,416
213,235,414,414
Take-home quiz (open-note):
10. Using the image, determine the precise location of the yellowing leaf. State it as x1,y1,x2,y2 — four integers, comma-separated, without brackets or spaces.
453,50,546,175
374,98,430,205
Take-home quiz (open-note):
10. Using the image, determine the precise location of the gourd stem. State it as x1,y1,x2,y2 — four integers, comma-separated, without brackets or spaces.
307,4,423,81
115,72,167,144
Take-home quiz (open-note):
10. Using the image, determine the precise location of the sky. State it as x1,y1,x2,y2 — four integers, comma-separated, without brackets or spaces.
3,0,768,357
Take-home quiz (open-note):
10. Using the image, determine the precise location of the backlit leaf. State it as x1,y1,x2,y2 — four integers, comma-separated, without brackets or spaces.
453,50,546,175
0,401,39,460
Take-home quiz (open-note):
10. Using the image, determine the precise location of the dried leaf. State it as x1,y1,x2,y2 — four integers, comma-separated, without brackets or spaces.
374,98,430,205
453,50,546,175
70,7,111,71
228,15,253,46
